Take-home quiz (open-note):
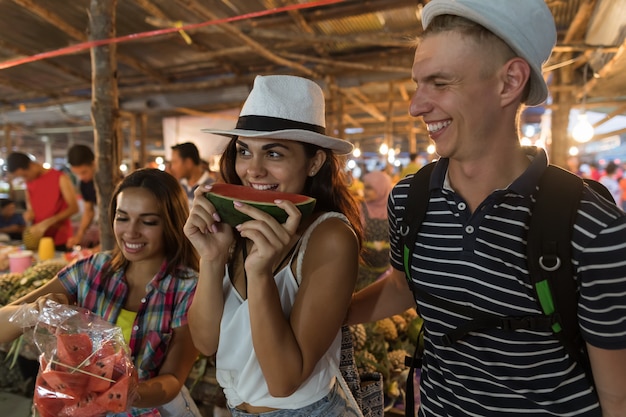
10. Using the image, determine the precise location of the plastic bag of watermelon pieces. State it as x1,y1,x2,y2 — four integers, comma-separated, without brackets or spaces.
9,299,138,417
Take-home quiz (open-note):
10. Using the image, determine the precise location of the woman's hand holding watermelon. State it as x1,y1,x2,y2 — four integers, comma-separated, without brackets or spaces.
233,198,301,280
184,185,235,262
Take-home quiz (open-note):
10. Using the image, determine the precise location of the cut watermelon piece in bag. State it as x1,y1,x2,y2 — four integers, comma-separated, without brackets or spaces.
40,370,89,402
85,353,117,392
33,374,66,417
94,374,132,413
56,333,93,368
60,392,108,417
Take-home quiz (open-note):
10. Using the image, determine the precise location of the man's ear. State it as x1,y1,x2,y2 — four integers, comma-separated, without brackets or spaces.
500,57,531,106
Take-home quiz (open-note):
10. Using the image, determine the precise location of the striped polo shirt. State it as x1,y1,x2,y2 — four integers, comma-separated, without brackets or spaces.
389,147,626,416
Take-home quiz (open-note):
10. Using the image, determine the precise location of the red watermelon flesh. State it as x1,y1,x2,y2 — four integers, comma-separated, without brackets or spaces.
33,374,66,416
205,183,316,226
94,374,131,413
40,370,89,404
60,392,108,417
84,340,122,391
56,333,93,368
85,353,118,392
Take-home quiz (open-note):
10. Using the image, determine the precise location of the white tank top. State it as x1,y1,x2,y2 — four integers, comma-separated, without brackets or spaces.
216,212,348,409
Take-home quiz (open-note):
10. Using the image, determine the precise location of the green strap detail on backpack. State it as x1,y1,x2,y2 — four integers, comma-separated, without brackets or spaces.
403,245,411,279
535,279,562,333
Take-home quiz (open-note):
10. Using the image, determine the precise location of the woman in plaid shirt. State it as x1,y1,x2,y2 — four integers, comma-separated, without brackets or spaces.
0,168,203,417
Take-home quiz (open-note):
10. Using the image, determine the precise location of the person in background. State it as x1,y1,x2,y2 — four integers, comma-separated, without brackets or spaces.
6,152,79,251
400,152,424,179
0,168,203,417
346,169,364,200
348,0,626,416
619,165,626,211
170,142,216,207
599,161,621,205
356,170,393,291
382,163,400,184
67,144,100,248
0,198,26,240
184,74,363,416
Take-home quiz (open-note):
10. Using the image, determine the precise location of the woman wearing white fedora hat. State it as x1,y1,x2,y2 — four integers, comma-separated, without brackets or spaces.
184,75,364,416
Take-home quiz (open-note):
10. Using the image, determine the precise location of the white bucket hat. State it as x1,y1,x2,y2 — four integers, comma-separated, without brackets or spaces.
202,75,354,154
421,0,557,106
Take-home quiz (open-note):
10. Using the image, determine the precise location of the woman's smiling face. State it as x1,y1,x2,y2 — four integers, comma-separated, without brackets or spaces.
113,187,165,264
234,137,319,194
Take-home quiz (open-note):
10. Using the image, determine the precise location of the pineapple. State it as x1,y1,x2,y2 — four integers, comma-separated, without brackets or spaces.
388,349,409,371
373,317,398,341
391,314,408,333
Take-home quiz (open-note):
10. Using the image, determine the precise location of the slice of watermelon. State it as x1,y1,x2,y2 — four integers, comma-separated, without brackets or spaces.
205,183,316,226
56,333,93,368
40,370,89,404
94,374,131,413
84,353,117,392
33,374,66,417
60,392,108,417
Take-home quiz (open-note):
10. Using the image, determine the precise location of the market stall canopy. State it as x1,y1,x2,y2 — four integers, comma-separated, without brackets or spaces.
0,0,624,160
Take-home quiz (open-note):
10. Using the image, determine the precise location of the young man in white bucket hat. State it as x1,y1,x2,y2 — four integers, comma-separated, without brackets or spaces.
348,0,626,416
185,75,369,416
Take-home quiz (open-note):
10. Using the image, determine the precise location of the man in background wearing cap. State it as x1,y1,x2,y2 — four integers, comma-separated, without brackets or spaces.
348,0,626,416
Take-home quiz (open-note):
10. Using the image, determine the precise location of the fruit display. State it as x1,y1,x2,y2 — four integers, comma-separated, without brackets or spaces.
205,183,316,226
350,308,423,411
0,259,68,306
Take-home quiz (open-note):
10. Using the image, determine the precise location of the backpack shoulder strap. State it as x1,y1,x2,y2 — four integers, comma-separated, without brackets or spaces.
401,161,437,287
528,164,593,385
400,161,435,417
583,177,615,202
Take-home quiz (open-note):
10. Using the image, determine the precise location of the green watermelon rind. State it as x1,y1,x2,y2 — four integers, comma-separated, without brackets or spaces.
205,184,316,227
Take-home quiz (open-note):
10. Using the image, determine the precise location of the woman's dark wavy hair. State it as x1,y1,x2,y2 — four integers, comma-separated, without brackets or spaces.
107,168,199,277
219,137,363,245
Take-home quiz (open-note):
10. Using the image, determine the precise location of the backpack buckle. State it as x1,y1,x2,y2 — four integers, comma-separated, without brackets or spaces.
539,255,561,272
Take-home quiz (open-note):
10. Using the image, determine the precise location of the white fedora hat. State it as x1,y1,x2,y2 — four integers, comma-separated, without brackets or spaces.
202,75,354,155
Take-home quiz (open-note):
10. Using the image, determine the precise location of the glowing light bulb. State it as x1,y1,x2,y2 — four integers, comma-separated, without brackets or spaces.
572,113,594,143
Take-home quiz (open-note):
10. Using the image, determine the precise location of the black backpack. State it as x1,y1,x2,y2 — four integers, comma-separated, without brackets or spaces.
400,162,613,417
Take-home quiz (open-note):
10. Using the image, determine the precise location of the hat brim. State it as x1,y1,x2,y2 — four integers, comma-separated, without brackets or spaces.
422,0,549,106
201,128,354,155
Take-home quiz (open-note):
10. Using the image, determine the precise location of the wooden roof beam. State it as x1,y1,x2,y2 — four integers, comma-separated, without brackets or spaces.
249,0,419,27
265,0,329,58
279,51,409,74
176,0,320,79
10,0,168,82
0,39,90,83
342,89,386,122
591,104,626,129
137,0,241,75
243,28,415,48
579,38,626,100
